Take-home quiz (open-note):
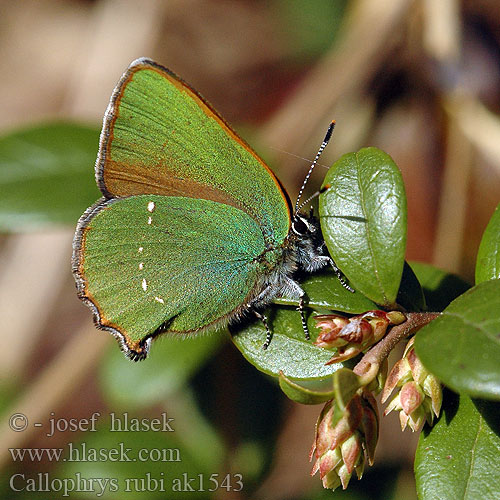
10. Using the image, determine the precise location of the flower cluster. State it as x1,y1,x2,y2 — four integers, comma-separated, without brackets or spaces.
310,391,378,491
382,336,442,431
314,310,406,363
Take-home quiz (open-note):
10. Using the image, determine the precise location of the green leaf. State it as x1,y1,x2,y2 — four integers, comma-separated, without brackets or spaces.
415,393,500,500
409,261,470,312
319,147,407,307
0,122,100,231
333,368,363,411
231,306,344,380
100,333,223,409
415,279,500,399
278,371,335,404
274,269,378,313
476,202,500,284
396,261,426,311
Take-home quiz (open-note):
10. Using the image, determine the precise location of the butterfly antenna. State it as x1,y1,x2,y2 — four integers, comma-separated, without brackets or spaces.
295,183,332,215
294,120,336,214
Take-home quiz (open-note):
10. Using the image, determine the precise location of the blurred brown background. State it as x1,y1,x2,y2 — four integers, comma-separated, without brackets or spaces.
1,1,499,499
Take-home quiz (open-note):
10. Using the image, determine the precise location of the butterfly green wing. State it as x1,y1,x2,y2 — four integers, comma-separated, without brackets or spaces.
97,58,291,248
73,195,273,359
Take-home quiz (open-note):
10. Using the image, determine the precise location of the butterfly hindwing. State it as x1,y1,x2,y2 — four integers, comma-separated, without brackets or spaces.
74,194,271,356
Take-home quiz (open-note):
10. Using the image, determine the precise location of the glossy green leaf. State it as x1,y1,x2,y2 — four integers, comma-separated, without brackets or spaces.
100,333,223,409
396,261,426,312
476,202,500,284
333,368,363,411
409,261,470,312
415,279,500,399
274,269,378,313
278,371,335,404
415,393,500,500
231,307,344,380
319,147,407,307
0,122,100,231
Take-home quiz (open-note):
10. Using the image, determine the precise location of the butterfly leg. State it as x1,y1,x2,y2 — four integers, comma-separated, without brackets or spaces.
279,278,311,341
315,255,354,293
298,294,310,340
254,310,272,350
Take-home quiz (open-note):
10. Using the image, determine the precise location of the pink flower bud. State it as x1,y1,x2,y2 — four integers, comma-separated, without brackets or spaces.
382,337,443,432
314,311,405,363
310,390,379,491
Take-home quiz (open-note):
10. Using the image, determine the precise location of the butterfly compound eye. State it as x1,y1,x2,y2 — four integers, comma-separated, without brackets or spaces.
292,216,312,236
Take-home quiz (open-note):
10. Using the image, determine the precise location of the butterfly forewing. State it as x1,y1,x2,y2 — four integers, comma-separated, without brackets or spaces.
98,58,291,245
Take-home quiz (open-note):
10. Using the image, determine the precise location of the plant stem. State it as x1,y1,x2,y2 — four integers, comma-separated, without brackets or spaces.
353,312,440,382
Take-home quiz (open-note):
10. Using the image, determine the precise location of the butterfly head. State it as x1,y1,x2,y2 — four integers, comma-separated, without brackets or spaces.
291,210,318,237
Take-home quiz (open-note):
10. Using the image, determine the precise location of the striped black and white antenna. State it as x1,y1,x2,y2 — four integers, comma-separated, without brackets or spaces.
294,120,335,215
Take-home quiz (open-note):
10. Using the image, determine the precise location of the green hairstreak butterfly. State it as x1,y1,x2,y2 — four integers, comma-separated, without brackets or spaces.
72,58,339,361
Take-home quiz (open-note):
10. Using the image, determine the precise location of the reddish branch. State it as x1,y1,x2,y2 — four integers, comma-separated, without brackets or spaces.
353,312,441,382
